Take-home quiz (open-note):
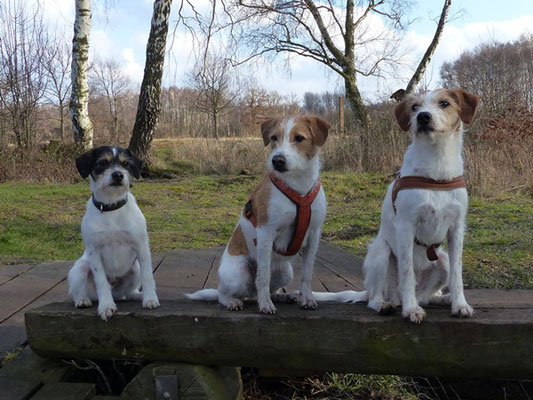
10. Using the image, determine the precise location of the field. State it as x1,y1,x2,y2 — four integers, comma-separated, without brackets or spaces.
0,172,531,290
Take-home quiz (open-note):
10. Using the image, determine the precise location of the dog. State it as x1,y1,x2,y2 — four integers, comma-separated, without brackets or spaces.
67,146,160,321
361,88,480,323
187,116,340,313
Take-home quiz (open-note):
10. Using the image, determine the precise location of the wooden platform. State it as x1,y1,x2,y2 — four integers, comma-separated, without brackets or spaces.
3,243,533,380
0,242,362,355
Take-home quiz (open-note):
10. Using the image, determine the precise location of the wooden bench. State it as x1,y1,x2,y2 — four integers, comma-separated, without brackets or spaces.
5,243,533,399
25,294,533,381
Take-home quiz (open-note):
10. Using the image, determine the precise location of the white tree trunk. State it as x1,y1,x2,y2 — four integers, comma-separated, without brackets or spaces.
70,0,93,150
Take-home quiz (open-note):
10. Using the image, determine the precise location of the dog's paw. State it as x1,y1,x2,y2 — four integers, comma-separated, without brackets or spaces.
75,298,92,308
300,297,318,310
452,303,474,318
98,303,117,321
402,306,426,324
368,300,395,315
377,302,396,315
258,299,277,315
227,299,244,311
143,297,160,310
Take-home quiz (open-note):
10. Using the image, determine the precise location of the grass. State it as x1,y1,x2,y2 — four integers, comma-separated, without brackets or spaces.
0,172,531,289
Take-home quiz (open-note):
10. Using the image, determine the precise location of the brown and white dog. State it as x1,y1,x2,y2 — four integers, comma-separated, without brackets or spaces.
315,89,480,323
187,116,332,313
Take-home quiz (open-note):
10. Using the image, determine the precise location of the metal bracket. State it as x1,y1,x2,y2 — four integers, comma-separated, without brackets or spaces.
155,374,178,400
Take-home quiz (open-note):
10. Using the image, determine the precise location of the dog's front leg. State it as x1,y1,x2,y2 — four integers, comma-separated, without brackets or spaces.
255,227,276,314
447,222,473,317
137,239,160,309
300,229,320,310
395,224,425,323
87,250,117,321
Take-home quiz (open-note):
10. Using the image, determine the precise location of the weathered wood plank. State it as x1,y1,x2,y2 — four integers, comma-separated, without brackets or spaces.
26,298,533,380
0,281,69,353
0,376,42,400
0,261,71,323
316,242,364,290
31,382,95,400
154,248,219,299
0,264,34,287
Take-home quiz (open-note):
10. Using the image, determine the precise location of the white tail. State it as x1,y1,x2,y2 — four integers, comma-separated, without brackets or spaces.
312,290,368,303
185,288,219,301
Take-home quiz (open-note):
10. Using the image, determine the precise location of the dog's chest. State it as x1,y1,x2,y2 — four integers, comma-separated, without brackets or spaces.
413,191,465,241
82,206,145,272
269,188,326,249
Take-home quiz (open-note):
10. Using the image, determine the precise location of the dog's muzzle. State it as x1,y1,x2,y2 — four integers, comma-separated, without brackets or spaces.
416,112,433,133
111,171,124,186
272,154,288,172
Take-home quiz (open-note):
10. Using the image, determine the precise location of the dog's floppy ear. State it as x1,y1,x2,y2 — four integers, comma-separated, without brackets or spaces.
394,99,411,132
126,149,143,179
75,149,94,179
453,89,480,125
260,118,278,146
307,116,330,147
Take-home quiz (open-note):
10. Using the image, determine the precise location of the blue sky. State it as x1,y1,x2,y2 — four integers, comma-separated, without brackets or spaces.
43,0,532,102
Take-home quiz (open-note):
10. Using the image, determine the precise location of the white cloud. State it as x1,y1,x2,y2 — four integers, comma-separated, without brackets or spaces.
121,48,144,82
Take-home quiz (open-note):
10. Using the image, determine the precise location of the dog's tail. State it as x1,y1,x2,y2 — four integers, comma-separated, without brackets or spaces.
185,288,219,301
312,290,368,303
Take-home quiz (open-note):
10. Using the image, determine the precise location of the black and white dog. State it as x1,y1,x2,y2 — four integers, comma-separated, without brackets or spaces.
68,146,160,321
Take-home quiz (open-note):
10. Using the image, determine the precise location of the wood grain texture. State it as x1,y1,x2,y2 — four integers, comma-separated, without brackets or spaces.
26,299,533,380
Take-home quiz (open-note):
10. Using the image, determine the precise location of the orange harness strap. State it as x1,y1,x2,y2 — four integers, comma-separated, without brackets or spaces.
245,172,321,256
391,175,466,261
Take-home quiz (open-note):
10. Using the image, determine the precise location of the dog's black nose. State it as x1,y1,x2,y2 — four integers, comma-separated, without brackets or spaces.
112,171,124,182
417,112,432,125
272,155,287,172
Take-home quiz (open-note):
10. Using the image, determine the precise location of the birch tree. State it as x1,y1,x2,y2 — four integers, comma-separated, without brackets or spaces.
128,0,173,161
70,0,93,151
404,0,451,96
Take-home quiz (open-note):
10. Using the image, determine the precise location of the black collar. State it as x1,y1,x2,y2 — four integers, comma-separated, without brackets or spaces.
92,195,128,213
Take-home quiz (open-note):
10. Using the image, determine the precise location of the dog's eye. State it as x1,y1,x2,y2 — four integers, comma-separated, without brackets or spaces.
97,159,108,166
270,135,278,142
412,104,419,111
122,160,129,167
439,100,450,108
294,135,305,143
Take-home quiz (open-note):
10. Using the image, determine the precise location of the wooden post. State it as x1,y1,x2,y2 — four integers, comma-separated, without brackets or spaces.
338,96,345,137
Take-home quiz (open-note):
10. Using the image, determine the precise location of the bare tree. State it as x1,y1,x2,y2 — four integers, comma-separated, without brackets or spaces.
440,35,533,113
231,0,411,129
70,0,94,150
0,0,50,148
43,39,72,141
90,58,131,141
403,0,451,96
188,53,239,138
129,0,173,161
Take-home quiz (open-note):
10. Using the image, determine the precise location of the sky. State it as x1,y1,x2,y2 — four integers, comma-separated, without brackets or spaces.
41,0,533,103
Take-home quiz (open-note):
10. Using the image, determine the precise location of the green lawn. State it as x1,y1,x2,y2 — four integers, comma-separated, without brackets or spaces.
0,172,531,289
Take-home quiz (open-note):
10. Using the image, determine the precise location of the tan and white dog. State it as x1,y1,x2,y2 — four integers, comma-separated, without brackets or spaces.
187,116,334,314
363,88,480,323
316,89,480,324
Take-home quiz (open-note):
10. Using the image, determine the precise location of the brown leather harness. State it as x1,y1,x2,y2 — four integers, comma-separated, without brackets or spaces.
391,175,466,261
245,172,322,256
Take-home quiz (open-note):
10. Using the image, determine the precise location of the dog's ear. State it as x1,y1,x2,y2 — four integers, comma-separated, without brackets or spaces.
75,149,94,179
126,149,143,179
452,89,480,124
260,118,278,146
307,116,330,147
394,99,411,132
